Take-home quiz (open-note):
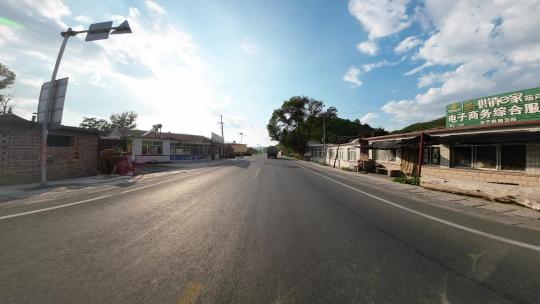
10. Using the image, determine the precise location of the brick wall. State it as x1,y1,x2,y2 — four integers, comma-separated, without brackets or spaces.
0,125,98,185
0,127,41,184
422,166,540,187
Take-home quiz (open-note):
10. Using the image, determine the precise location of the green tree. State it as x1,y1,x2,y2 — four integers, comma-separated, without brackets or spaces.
0,62,16,114
79,111,138,133
109,111,138,130
267,96,335,154
79,117,111,132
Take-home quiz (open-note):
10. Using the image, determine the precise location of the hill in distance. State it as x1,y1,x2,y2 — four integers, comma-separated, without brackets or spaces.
391,117,446,134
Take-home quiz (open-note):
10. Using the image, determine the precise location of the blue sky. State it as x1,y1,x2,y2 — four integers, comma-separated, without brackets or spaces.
1,0,540,146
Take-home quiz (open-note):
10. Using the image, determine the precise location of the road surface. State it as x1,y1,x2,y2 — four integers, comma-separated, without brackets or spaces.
1,156,539,303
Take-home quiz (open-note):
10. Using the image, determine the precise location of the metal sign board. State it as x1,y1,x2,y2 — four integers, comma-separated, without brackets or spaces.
111,20,132,35
446,86,540,128
85,21,113,42
37,77,69,127
211,132,223,143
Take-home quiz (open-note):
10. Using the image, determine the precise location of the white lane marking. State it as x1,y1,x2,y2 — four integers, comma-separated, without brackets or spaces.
0,194,114,220
294,161,540,253
255,161,263,178
0,165,225,220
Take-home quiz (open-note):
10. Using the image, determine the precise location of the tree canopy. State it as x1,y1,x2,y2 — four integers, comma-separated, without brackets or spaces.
0,62,16,114
267,96,337,155
79,111,138,133
109,111,138,130
267,96,390,155
79,117,111,133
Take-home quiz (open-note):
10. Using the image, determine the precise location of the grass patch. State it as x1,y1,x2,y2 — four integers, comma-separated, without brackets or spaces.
393,176,421,186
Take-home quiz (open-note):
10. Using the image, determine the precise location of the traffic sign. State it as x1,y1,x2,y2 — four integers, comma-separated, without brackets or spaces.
37,77,69,128
85,21,113,42
111,20,132,35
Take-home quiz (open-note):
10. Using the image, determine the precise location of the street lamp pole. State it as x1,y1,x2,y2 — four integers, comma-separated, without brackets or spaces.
39,21,132,186
239,132,245,144
40,30,72,186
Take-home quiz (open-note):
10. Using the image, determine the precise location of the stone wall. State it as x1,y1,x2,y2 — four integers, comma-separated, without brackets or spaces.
0,125,98,185
422,166,540,187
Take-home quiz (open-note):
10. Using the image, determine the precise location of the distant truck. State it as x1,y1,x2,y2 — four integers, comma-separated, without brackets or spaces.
267,146,278,159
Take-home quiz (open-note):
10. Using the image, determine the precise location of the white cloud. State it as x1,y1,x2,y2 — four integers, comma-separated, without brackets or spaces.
394,36,422,54
74,15,93,23
19,77,43,88
348,0,411,40
1,1,256,143
240,39,258,55
0,25,19,45
362,60,398,72
360,112,379,124
383,0,540,123
356,40,378,56
145,0,166,16
381,99,422,120
8,0,71,28
343,66,362,87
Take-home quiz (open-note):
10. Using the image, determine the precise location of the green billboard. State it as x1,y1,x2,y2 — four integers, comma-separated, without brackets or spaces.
446,87,540,128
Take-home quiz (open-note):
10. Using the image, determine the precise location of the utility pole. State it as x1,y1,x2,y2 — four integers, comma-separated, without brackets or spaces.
322,113,326,164
218,115,225,158
417,132,425,179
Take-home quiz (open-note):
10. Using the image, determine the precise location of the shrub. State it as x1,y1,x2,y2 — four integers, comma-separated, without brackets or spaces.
393,176,421,186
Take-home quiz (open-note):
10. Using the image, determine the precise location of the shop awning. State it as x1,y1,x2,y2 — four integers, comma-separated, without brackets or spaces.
367,140,403,149
398,134,438,147
435,131,540,145
368,134,438,149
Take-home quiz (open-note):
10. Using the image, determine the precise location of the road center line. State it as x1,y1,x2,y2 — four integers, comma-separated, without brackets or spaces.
0,165,225,220
294,161,540,253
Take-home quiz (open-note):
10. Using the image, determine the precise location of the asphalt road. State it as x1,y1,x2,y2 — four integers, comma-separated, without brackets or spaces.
1,156,539,303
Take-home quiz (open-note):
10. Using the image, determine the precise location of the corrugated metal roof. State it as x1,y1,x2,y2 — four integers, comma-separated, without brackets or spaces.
109,127,210,143
0,113,100,135
368,120,540,141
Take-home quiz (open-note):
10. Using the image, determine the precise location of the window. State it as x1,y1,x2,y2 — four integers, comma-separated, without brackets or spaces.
501,145,526,171
328,149,334,159
348,148,356,161
475,146,497,169
142,140,163,155
452,146,472,167
423,147,441,165
373,149,396,162
47,135,72,147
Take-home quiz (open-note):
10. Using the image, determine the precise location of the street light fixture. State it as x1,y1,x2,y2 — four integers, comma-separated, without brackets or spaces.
239,132,246,144
40,20,132,186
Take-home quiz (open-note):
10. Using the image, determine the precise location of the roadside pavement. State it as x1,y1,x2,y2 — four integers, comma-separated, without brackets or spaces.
296,159,540,231
0,159,233,205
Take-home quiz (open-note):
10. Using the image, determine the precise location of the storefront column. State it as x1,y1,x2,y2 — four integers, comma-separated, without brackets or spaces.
440,144,450,168
526,143,540,174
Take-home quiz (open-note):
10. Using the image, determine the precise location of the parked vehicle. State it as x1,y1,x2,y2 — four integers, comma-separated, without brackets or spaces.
267,146,278,159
